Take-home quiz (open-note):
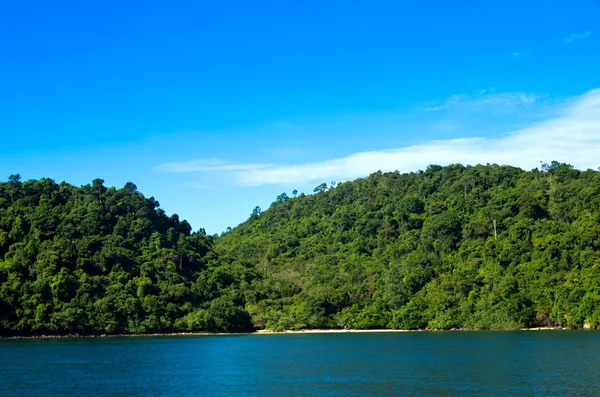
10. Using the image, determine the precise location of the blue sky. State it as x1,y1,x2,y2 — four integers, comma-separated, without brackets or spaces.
1,0,599,234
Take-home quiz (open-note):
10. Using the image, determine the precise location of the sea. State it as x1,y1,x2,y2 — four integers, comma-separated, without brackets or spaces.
1,331,599,396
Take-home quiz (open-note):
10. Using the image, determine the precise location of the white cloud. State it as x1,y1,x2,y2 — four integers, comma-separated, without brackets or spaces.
564,29,593,45
426,94,469,111
156,158,273,173
425,91,538,112
157,88,600,187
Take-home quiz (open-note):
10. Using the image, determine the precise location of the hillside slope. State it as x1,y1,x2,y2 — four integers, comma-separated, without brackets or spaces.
218,162,600,330
2,162,600,336
0,177,252,336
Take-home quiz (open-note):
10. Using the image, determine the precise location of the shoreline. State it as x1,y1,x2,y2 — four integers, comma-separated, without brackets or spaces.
0,326,574,340
253,326,570,334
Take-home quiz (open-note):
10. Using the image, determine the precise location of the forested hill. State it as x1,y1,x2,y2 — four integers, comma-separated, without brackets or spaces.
0,177,253,335
2,162,600,336
217,162,600,330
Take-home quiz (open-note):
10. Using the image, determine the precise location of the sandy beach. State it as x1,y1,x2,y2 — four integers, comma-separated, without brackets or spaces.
253,327,569,335
253,328,414,335
0,326,575,340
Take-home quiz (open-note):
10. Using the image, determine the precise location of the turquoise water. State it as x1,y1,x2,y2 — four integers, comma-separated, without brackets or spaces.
1,331,599,396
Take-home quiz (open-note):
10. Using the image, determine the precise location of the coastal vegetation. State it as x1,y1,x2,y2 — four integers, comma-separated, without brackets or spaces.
1,162,600,336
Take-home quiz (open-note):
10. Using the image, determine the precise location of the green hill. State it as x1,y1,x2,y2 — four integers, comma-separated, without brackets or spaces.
0,177,252,336
2,162,600,336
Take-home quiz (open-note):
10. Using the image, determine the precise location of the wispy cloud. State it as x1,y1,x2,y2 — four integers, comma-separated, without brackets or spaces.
509,50,530,61
425,91,538,112
156,89,600,187
509,52,523,60
563,29,593,45
157,158,273,173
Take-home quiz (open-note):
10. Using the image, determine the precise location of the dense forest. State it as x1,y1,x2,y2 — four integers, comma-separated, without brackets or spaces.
1,162,600,336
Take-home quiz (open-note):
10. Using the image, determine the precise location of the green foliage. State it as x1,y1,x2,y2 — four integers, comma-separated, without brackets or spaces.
2,162,600,335
0,178,251,336
219,163,600,331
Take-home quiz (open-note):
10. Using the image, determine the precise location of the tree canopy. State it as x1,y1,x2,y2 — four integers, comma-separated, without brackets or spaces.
2,162,600,336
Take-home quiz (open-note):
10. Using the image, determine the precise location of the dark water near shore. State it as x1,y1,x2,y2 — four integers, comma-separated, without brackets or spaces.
1,331,599,396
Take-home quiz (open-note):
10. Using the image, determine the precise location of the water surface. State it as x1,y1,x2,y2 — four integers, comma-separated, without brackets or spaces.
1,331,599,396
